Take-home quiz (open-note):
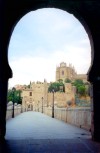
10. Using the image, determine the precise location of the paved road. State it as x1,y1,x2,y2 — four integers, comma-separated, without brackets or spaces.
5,112,91,140
0,112,100,153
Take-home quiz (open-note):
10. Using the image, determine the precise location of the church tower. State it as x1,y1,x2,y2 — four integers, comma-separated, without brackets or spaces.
56,62,67,82
56,62,77,82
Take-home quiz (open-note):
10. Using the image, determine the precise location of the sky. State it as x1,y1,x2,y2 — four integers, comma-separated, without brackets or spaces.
8,8,91,88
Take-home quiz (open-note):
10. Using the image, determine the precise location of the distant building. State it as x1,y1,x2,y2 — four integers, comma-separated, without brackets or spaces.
21,81,75,111
14,84,27,90
75,74,87,83
21,61,87,111
56,62,87,82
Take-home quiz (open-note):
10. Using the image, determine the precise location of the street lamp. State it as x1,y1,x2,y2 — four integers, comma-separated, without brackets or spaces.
52,89,55,118
12,87,16,118
38,101,39,112
41,97,43,113
21,97,23,113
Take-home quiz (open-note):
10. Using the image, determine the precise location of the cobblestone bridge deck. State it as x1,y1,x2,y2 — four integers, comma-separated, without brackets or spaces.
0,112,100,153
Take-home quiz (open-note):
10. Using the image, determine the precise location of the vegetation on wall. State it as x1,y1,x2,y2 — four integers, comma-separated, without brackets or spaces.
48,79,89,97
48,82,65,92
65,78,72,83
72,79,89,97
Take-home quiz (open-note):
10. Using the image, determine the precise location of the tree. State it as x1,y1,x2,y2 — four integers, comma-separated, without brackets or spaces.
78,85,86,96
7,89,14,102
72,79,86,97
14,90,22,104
73,79,84,86
48,82,64,92
58,79,63,83
65,78,72,83
7,89,22,104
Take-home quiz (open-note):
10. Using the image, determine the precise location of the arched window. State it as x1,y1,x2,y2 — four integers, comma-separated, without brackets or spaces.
29,92,32,96
62,70,64,75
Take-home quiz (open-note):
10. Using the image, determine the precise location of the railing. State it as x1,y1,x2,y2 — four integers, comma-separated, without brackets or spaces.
43,106,91,131
6,102,91,131
6,102,22,120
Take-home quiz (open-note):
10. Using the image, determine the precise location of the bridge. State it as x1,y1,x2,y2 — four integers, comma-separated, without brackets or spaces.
0,111,100,153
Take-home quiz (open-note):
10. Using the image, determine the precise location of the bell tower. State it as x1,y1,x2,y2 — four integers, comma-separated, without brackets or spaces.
56,62,67,82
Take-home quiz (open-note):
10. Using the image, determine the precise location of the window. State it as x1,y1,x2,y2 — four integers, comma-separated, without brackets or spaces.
29,92,32,96
62,70,64,75
28,105,30,108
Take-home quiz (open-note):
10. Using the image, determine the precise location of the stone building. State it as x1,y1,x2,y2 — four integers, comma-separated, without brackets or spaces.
22,81,75,111
75,74,87,83
14,84,27,90
47,83,75,108
56,62,87,83
22,80,49,111
21,62,88,111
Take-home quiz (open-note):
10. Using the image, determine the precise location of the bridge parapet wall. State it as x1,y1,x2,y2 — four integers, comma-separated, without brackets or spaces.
6,104,22,120
43,107,91,131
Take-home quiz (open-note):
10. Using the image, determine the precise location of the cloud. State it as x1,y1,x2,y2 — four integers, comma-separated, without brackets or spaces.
9,56,56,87
8,8,91,88
9,44,91,88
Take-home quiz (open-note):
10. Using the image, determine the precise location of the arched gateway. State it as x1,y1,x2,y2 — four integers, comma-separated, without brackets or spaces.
0,0,100,141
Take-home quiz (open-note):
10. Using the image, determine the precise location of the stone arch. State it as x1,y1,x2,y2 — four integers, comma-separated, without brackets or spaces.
0,0,100,141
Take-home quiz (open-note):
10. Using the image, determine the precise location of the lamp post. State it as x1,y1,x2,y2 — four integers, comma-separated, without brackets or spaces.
52,89,54,118
12,87,16,118
38,101,39,112
41,97,43,113
21,97,23,113
18,91,22,113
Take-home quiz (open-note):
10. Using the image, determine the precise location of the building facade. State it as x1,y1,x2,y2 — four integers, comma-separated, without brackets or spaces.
21,62,87,111
22,81,75,111
22,80,49,111
56,62,87,82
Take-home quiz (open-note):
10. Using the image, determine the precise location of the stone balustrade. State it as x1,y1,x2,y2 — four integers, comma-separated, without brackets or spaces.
43,107,91,131
6,102,22,120
6,101,91,131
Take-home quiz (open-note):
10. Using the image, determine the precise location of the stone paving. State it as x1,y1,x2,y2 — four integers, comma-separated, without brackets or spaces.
0,112,100,153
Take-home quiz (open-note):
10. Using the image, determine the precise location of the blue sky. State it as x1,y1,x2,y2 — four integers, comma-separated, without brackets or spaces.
8,8,91,88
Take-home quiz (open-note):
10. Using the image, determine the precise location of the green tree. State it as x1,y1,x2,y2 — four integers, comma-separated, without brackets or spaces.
48,82,64,92
7,89,14,102
65,78,72,83
73,79,84,86
72,79,86,96
58,79,63,83
78,85,86,96
7,89,22,104
14,90,22,104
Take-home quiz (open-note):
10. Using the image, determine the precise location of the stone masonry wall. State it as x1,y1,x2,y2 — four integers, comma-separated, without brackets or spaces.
22,82,75,110
47,92,75,107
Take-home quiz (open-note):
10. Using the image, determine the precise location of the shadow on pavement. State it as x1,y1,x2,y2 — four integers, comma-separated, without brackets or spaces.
0,138,100,153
